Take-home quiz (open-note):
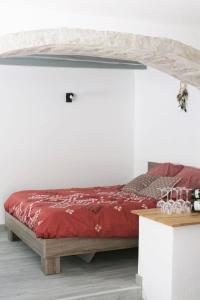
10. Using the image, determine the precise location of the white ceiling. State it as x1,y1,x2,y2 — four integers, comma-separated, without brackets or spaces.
0,0,199,27
4,0,199,27
52,0,199,26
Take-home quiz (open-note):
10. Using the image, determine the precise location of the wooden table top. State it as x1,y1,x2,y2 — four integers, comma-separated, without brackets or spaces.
132,208,200,227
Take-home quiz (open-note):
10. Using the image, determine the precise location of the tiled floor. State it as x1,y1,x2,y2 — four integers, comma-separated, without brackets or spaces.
0,229,141,300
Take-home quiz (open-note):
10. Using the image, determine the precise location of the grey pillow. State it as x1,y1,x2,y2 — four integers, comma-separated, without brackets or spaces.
122,174,158,193
138,176,181,200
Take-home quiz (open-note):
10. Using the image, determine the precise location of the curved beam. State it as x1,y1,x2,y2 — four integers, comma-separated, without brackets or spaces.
0,27,199,88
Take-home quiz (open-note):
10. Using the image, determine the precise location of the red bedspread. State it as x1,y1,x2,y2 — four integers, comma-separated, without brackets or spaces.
4,185,156,238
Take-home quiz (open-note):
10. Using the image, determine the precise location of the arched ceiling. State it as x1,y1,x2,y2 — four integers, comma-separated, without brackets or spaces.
0,27,199,88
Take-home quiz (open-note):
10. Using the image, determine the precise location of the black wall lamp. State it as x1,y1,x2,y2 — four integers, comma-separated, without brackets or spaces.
66,93,74,102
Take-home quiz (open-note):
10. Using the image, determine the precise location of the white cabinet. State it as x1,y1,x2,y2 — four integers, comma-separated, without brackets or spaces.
133,209,200,300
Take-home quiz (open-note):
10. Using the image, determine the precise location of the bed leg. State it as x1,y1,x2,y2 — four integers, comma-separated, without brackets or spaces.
41,257,60,275
7,229,20,241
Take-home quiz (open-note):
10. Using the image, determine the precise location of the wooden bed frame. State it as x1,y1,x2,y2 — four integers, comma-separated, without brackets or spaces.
5,161,158,275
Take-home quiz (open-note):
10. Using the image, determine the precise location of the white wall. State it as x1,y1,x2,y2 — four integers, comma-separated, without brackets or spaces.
134,67,200,175
0,65,134,223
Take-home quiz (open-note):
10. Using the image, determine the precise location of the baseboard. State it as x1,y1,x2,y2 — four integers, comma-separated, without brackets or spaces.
136,274,143,299
0,224,6,232
135,274,142,286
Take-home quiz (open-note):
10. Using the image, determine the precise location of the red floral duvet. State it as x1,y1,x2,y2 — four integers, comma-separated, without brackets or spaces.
4,185,156,238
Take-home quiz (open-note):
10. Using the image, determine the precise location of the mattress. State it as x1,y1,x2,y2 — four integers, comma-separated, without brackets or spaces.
4,185,156,238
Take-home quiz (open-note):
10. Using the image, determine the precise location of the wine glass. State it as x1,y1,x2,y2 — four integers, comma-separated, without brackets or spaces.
173,200,182,214
177,187,185,213
160,187,173,215
164,200,172,215
171,187,179,213
172,187,181,214
183,188,192,214
157,188,166,213
175,187,179,201
168,187,175,214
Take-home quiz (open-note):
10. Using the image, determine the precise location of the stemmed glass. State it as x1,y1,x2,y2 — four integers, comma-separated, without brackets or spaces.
157,188,166,213
157,187,192,215
168,187,176,214
183,188,192,214
172,187,181,214
176,187,185,213
162,187,171,215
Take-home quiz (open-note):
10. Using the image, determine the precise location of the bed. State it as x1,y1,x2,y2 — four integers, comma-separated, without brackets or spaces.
4,162,158,275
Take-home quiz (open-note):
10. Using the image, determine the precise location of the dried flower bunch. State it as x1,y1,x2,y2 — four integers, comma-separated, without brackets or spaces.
177,82,188,112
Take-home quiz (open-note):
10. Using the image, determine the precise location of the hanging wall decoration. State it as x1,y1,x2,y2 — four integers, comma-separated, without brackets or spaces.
177,82,188,112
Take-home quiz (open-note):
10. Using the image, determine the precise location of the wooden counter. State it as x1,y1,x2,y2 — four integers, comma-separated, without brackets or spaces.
132,208,200,227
